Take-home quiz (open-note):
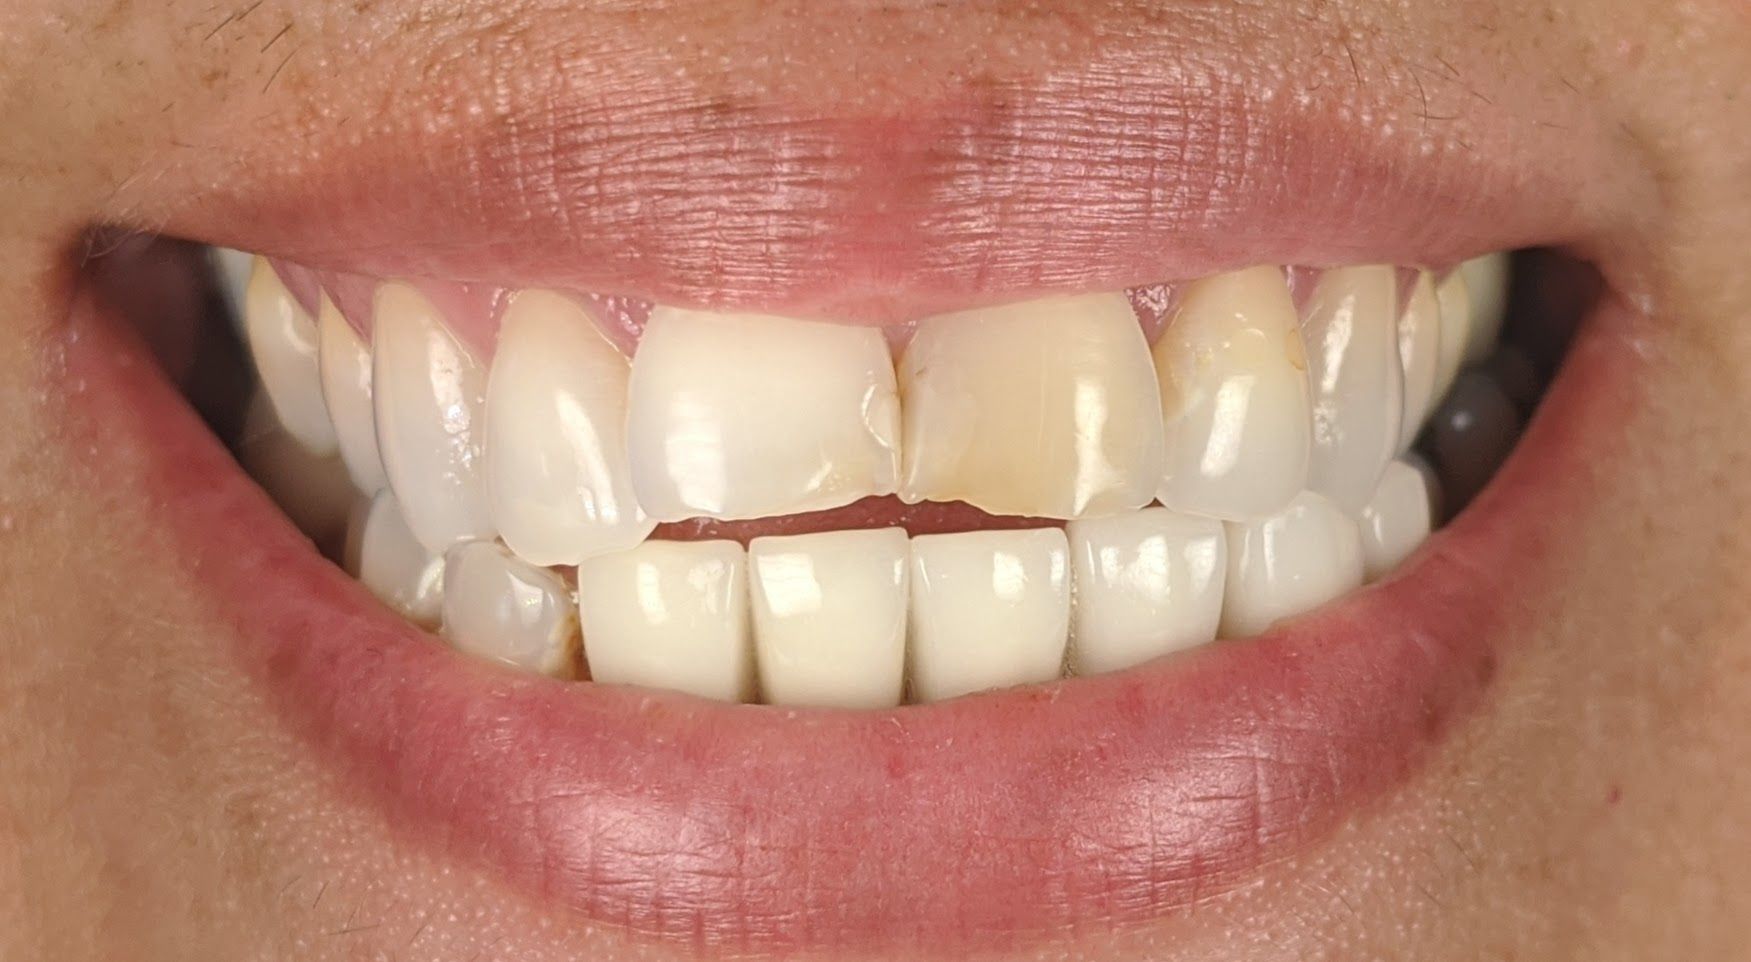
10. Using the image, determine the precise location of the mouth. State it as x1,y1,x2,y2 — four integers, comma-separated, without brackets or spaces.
54,12,1652,953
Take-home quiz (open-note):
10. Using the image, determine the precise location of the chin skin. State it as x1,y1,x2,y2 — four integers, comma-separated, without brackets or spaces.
2,0,1750,960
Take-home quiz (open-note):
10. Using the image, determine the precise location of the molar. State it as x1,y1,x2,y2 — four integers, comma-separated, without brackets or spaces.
1220,491,1364,638
441,541,579,679
243,257,337,455
317,298,388,494
1300,265,1405,513
1066,507,1226,675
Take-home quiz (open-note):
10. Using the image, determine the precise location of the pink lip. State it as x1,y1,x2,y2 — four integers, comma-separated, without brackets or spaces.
62,275,1638,953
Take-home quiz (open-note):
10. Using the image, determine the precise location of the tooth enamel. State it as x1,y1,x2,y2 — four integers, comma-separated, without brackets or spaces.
1459,253,1511,363
237,390,354,554
210,247,254,324
575,540,753,701
898,293,1165,519
485,290,654,566
907,528,1070,702
750,528,909,709
1220,491,1364,638
372,282,496,553
345,490,445,627
243,257,338,455
440,541,579,678
1300,265,1405,513
317,298,388,494
1066,508,1226,675
1433,269,1473,402
1426,370,1522,512
1357,460,1434,580
1403,450,1446,525
626,308,899,522
1155,266,1313,521
1396,271,1442,451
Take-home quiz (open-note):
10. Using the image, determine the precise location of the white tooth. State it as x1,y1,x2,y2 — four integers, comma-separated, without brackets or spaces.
1433,269,1473,402
485,290,654,566
1357,460,1434,580
907,528,1070,702
1301,265,1405,513
1396,271,1442,451
575,540,753,702
346,490,445,627
237,391,353,553
1459,253,1511,363
750,528,909,709
317,298,388,494
210,246,254,325
1067,508,1226,675
898,293,1164,519
626,308,899,522
1403,450,1446,525
243,257,337,456
1220,491,1364,638
1155,266,1312,521
440,541,579,679
372,282,496,553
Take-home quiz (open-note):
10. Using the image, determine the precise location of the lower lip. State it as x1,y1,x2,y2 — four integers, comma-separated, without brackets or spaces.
62,287,1635,956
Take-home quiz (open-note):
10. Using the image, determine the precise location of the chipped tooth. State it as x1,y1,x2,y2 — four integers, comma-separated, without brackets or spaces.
237,390,353,555
1396,271,1442,451
317,298,388,494
485,290,654,566
626,308,899,522
1459,253,1511,364
1155,266,1313,521
346,490,445,628
372,282,496,553
575,540,753,702
243,257,337,455
1301,265,1405,513
1433,269,1473,402
1427,370,1522,512
1067,508,1226,675
1357,460,1434,580
1220,491,1364,638
898,293,1165,519
907,528,1070,703
440,541,579,678
750,528,909,709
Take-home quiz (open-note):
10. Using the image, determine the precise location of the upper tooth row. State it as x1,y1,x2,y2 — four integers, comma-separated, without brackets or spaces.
234,254,1508,564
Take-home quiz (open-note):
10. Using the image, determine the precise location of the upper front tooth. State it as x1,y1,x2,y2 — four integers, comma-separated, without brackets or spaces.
210,247,254,326
907,528,1071,703
1300,265,1405,513
1155,266,1313,521
1459,253,1510,363
317,298,388,494
441,541,580,679
345,490,444,627
626,308,900,522
485,290,654,566
1396,270,1443,451
575,539,754,702
1433,269,1473,401
1357,459,1435,580
898,293,1165,519
1220,490,1364,638
1067,507,1226,675
243,257,337,456
750,528,909,709
372,282,497,553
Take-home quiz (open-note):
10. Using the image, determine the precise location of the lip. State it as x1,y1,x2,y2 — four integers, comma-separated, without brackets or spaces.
60,266,1640,952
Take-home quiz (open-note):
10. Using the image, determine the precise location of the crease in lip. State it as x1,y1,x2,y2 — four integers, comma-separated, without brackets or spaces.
59,250,1642,952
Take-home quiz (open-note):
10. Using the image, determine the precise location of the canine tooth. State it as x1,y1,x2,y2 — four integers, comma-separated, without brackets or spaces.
1433,270,1472,401
1459,253,1511,363
243,257,337,455
1155,266,1312,521
908,529,1070,703
237,391,353,555
627,308,899,522
372,282,496,553
899,293,1164,519
441,541,579,678
346,490,444,627
1396,271,1442,451
317,298,388,494
1301,265,1405,513
1220,491,1364,638
1067,508,1226,675
1427,370,1522,512
575,540,753,702
750,528,908,709
485,291,654,566
1357,460,1434,580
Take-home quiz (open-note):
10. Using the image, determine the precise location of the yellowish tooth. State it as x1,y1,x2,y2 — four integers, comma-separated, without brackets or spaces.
1433,270,1472,402
1396,271,1442,451
1459,253,1511,363
1301,265,1405,514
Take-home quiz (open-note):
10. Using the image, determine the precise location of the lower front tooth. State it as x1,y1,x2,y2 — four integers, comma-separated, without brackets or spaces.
317,298,388,494
575,540,754,702
441,541,579,679
1067,508,1226,675
243,257,337,456
750,528,909,709
1300,265,1405,513
1357,460,1435,580
346,490,444,628
907,529,1071,703
1220,491,1364,638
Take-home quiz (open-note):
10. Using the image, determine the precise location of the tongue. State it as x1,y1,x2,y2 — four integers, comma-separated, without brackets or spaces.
651,496,1059,544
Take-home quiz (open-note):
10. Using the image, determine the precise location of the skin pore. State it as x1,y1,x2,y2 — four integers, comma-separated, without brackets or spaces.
2,1,1749,959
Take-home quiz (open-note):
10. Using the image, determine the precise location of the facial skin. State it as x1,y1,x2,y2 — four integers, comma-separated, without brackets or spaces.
1,1,1748,959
